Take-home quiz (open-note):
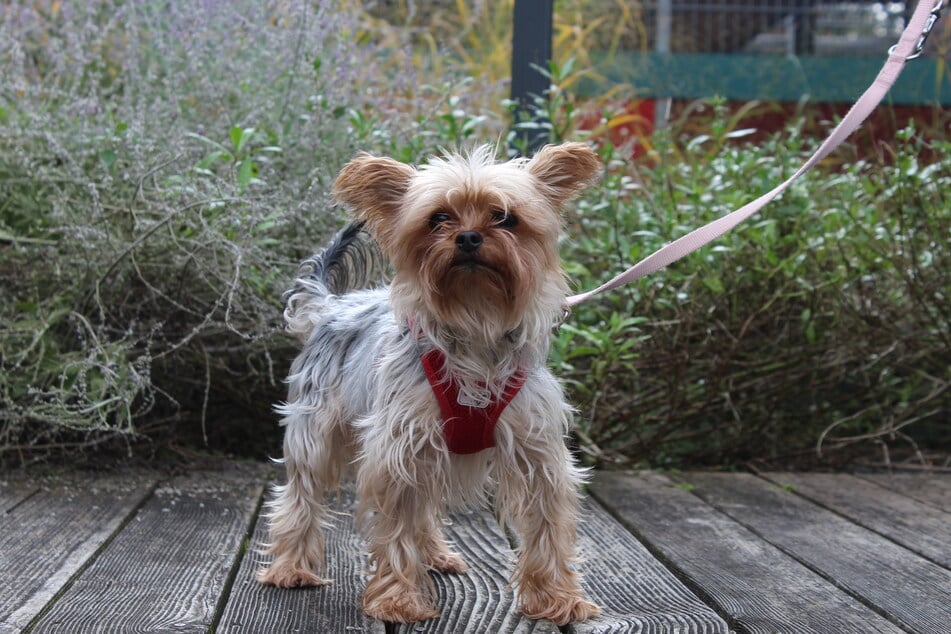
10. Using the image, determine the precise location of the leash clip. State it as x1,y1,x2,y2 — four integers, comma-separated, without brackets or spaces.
889,0,944,60
554,304,571,331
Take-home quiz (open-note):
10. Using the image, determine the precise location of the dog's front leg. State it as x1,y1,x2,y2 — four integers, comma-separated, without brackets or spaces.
496,438,600,625
356,436,443,623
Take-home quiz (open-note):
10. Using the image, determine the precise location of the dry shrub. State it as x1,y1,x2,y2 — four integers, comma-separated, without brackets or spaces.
0,0,496,463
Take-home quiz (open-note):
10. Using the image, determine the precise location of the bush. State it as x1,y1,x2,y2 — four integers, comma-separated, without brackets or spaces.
0,0,498,461
555,113,950,468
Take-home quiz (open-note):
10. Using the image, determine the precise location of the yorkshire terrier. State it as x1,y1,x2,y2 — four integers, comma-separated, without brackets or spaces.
257,142,603,625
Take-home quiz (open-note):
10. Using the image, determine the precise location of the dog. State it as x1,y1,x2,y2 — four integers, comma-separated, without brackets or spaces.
257,142,603,625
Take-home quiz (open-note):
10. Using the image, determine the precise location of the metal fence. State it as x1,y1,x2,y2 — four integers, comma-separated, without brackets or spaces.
510,0,949,149
624,1,939,57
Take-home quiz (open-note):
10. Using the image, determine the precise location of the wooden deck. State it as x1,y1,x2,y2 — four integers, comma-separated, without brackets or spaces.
1,465,948,633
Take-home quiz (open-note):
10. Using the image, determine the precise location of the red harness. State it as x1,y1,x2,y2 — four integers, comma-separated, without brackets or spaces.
420,349,525,454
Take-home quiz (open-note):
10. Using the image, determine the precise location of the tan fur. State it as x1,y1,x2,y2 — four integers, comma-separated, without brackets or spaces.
258,143,603,625
332,154,415,253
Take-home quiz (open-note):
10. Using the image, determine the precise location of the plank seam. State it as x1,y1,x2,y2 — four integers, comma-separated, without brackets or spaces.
851,472,949,513
207,474,269,634
19,477,161,634
684,475,919,634
3,487,41,514
755,473,951,572
585,483,749,634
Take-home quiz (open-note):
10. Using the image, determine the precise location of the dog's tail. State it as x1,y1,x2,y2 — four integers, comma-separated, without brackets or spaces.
283,221,387,339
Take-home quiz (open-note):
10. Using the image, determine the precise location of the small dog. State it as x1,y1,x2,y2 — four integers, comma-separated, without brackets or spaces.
258,142,603,625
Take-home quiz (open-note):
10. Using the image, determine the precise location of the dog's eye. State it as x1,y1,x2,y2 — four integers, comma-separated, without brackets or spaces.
429,211,451,229
491,210,518,230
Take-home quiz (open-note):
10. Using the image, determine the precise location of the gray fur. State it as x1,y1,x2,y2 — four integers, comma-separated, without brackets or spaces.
283,221,389,340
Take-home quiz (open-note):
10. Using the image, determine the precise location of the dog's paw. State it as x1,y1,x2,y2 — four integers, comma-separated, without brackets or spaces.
363,592,439,623
520,587,600,625
256,562,331,588
428,550,468,574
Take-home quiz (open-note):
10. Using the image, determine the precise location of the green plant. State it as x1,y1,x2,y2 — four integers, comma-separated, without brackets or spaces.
186,126,283,194
557,117,949,468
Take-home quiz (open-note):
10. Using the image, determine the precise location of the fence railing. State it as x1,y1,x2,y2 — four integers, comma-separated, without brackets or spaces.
510,0,950,148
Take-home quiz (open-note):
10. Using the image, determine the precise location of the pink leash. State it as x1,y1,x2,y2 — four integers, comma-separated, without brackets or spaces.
566,0,945,308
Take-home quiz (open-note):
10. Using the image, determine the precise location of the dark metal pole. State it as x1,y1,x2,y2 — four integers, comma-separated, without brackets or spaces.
793,0,817,55
510,0,554,155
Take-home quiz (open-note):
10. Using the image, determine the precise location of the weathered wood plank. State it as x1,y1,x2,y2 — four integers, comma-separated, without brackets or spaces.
0,471,158,632
395,493,731,633
217,485,384,634
29,463,266,633
854,472,951,512
762,472,951,568
225,481,571,632
573,497,730,634
398,507,559,634
590,471,903,634
0,474,38,512
683,472,951,634
223,479,555,634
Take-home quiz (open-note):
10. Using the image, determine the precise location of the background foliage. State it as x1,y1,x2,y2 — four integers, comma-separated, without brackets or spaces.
2,1,948,468
555,117,950,468
0,0,497,460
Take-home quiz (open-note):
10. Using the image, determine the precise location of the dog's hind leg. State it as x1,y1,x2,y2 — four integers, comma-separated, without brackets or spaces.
257,403,351,587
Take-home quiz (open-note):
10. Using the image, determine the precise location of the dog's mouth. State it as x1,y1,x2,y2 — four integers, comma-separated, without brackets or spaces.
449,256,498,274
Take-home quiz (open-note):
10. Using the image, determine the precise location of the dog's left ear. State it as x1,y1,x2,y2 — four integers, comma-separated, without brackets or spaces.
527,142,602,208
332,154,416,248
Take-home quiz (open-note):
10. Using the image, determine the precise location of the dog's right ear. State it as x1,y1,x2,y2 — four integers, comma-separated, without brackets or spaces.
332,154,415,247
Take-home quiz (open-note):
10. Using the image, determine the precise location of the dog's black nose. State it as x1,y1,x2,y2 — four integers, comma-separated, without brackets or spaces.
455,231,483,253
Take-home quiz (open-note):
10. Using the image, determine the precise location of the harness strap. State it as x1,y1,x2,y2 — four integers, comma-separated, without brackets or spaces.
565,0,942,307
421,349,526,454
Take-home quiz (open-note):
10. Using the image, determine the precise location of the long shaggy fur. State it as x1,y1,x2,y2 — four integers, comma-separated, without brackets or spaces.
258,143,603,625
283,220,387,340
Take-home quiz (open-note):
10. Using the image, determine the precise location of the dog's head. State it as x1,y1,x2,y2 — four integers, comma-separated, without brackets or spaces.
332,143,601,334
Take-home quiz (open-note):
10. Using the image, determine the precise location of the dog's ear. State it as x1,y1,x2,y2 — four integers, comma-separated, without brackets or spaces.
527,142,602,208
332,154,415,245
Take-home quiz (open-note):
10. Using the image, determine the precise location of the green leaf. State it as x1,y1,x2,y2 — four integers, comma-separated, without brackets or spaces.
237,158,255,189
185,131,228,152
236,127,256,154
100,149,117,170
197,150,231,169
702,276,724,293
566,346,601,359
229,125,244,152
254,219,275,233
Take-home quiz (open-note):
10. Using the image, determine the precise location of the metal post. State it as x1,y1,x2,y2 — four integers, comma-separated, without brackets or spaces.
793,0,817,55
510,0,554,155
655,0,673,129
